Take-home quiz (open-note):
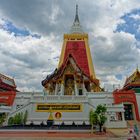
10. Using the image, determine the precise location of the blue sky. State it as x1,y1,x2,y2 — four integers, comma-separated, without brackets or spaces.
0,0,140,91
116,9,140,41
2,19,41,38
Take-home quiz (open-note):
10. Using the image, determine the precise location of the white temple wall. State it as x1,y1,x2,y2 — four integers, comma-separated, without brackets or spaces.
6,91,127,128
27,102,91,125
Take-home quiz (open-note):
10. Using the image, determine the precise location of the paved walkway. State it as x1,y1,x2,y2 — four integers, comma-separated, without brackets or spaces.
0,131,114,138
0,130,123,140
0,128,139,140
0,138,129,140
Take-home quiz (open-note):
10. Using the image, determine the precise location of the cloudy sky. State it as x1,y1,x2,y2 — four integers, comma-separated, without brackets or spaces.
0,0,140,92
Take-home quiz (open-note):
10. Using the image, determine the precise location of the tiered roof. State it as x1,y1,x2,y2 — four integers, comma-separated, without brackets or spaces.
42,54,99,86
123,68,140,90
0,73,16,91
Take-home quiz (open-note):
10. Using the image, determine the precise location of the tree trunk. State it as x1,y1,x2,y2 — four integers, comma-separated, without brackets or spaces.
99,124,102,132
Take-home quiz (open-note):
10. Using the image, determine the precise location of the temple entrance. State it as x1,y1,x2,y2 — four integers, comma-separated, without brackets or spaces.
124,104,134,120
64,75,75,95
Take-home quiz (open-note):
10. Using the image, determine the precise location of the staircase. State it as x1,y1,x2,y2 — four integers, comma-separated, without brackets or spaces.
8,102,32,118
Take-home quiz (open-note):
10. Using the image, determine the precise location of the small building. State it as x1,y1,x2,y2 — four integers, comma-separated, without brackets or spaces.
113,68,140,122
0,73,17,116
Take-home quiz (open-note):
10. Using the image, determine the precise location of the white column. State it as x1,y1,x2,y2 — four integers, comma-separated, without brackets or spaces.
74,82,78,96
55,84,58,95
82,83,86,95
43,88,48,100
60,82,64,95
122,112,125,121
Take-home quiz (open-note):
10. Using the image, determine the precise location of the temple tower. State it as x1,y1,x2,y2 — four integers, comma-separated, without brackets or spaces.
42,5,102,95
59,4,96,79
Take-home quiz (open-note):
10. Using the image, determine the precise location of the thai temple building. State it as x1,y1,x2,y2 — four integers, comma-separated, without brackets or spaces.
113,68,140,122
0,5,140,128
0,73,17,112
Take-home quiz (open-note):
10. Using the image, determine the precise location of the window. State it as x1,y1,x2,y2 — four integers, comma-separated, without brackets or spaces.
16,104,23,110
79,89,83,95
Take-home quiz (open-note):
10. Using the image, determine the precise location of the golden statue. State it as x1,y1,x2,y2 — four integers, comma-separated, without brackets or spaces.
65,78,74,95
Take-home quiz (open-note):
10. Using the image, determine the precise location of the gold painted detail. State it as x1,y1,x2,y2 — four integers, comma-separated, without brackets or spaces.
65,78,74,95
125,68,140,86
48,112,53,120
58,39,67,67
84,38,96,78
64,33,88,39
46,82,55,95
36,104,82,112
64,63,75,74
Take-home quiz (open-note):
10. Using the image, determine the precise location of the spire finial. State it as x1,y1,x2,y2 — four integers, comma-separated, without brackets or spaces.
74,3,79,23
76,4,78,16
70,3,84,34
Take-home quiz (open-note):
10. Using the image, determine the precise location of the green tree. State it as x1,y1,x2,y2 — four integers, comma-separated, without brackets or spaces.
8,117,14,126
20,112,24,125
14,113,18,124
95,105,107,132
17,113,22,124
89,109,97,133
23,110,28,125
0,113,6,126
8,112,24,125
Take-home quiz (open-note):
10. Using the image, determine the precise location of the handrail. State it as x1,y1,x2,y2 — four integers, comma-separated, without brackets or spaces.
8,102,32,117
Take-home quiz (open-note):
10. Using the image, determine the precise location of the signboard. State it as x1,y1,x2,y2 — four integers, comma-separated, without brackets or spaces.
113,91,136,104
36,104,82,112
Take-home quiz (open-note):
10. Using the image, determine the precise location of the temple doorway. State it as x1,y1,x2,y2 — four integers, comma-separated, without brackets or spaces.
64,75,75,95
124,104,134,120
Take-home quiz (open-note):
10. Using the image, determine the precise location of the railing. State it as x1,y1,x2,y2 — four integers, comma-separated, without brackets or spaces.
31,95,88,103
8,102,32,117
86,92,113,99
46,95,59,100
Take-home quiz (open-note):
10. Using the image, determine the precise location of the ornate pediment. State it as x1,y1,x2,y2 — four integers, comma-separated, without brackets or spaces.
124,68,140,86
64,63,75,75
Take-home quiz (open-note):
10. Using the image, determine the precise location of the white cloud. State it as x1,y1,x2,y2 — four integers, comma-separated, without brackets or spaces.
0,23,61,91
130,14,140,20
137,25,140,33
92,31,140,90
